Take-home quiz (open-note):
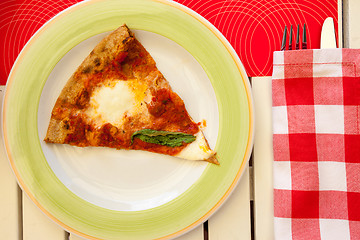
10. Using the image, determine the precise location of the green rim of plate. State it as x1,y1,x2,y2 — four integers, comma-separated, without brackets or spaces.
3,0,254,239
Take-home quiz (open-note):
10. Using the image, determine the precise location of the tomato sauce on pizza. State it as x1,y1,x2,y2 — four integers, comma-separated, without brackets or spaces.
44,24,218,164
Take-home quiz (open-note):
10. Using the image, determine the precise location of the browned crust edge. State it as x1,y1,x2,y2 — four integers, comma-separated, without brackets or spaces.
44,24,134,143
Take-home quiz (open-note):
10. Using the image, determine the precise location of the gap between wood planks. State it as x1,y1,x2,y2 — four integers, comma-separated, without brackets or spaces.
249,77,255,240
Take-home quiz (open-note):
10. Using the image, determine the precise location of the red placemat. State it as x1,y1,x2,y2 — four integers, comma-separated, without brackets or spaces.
0,0,338,85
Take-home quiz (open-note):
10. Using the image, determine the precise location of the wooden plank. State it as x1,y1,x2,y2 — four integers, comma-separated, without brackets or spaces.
338,0,343,48
176,225,204,240
69,233,84,240
0,86,22,240
22,193,66,240
70,225,203,240
208,165,251,240
251,76,274,240
347,0,360,48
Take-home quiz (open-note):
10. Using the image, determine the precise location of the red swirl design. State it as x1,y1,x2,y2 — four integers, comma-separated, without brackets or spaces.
177,0,338,76
0,0,338,84
0,0,83,85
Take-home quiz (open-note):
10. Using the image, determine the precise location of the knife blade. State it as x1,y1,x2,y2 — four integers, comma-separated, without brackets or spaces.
320,17,337,48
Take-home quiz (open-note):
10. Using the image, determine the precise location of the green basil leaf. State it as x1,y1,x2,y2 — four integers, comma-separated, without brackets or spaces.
131,129,196,147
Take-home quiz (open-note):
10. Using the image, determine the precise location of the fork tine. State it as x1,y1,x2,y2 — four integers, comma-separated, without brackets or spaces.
281,25,287,51
289,25,293,50
302,23,307,49
295,24,300,50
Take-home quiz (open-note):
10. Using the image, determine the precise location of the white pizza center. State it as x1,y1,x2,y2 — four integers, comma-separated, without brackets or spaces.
86,79,144,128
175,132,214,160
85,78,215,161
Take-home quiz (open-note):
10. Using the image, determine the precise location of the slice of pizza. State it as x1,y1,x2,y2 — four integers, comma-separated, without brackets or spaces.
44,24,218,165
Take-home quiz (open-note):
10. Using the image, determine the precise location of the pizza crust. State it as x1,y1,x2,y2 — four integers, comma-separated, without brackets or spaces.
45,25,134,142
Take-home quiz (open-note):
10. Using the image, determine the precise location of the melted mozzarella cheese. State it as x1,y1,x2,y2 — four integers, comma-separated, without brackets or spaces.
175,131,215,160
86,80,139,127
85,79,215,162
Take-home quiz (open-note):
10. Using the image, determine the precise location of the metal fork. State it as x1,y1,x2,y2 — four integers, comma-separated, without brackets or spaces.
281,24,307,50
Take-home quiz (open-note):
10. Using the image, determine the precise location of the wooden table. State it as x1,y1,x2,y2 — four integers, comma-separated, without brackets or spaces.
1,0,356,239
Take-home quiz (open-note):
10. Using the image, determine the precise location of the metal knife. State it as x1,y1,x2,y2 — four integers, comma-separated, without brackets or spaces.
320,17,337,48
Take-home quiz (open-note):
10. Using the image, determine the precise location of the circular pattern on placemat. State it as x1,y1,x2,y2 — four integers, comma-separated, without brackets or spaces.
176,0,338,76
0,0,338,84
0,0,82,84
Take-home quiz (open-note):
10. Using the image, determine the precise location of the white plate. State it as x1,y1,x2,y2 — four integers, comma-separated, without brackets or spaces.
3,0,253,239
38,30,219,211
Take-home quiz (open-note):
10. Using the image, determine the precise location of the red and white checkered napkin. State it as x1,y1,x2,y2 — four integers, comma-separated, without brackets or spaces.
272,48,360,240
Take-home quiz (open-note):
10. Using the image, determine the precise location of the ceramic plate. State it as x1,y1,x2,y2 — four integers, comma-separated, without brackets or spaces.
3,0,254,239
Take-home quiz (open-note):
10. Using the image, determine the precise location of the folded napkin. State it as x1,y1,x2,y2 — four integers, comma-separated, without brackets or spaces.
272,49,360,240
